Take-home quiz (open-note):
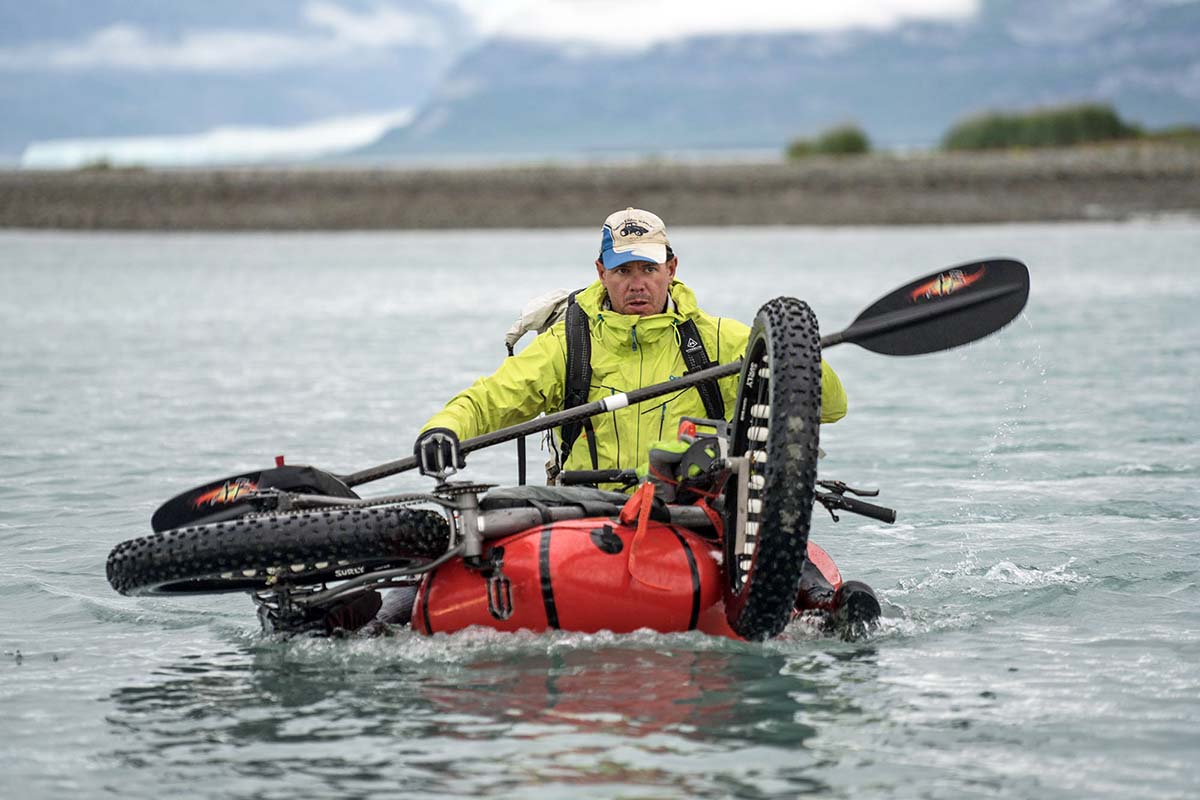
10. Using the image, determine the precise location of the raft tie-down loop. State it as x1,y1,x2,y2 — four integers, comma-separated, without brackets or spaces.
619,482,675,591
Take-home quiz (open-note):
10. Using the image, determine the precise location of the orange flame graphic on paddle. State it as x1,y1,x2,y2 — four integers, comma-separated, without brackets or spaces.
192,478,257,508
909,266,985,302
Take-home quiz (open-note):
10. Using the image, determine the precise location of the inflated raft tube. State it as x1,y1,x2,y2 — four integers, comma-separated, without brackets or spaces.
412,517,842,640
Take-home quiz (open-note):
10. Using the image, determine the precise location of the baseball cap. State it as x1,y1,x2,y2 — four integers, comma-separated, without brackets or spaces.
599,207,671,270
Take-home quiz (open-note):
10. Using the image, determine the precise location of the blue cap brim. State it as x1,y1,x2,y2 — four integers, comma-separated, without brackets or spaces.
601,248,666,270
599,228,668,269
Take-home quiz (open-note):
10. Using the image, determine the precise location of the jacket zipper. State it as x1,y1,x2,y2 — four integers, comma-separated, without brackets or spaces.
634,328,645,462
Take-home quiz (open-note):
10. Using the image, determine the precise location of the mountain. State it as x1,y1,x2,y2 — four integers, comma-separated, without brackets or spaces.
5,1,1198,166
358,0,1200,159
0,0,472,163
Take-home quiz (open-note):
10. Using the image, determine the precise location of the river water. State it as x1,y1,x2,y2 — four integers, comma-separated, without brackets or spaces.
1,221,1197,799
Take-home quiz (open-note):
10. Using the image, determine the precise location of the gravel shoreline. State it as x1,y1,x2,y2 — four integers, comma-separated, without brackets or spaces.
2,144,1197,230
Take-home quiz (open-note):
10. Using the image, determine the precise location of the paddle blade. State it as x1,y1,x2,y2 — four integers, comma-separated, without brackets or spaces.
151,471,265,532
835,258,1029,356
150,465,357,532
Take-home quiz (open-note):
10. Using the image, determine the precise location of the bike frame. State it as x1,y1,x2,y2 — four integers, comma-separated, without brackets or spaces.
252,418,739,611
248,483,721,621
247,430,895,625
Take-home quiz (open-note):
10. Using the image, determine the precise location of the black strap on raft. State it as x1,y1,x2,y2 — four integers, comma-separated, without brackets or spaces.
559,295,724,471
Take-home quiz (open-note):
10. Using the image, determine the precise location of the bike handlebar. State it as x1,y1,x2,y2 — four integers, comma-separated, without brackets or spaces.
817,491,897,523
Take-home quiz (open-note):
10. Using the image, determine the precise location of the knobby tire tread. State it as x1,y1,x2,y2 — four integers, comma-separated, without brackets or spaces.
107,506,450,596
724,297,822,640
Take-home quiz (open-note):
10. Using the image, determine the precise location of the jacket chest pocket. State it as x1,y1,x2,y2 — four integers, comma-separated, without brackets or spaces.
642,389,709,441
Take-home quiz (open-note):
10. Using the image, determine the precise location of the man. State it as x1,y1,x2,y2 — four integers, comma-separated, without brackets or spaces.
415,207,848,479
301,208,854,636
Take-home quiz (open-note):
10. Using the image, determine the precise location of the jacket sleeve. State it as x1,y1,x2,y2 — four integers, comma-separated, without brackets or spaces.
819,359,848,423
714,315,848,424
421,327,567,440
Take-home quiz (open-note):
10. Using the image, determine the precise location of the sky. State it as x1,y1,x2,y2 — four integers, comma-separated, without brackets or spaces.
477,0,980,48
0,3,456,73
1,1,982,73
2,0,988,166
7,1,1195,166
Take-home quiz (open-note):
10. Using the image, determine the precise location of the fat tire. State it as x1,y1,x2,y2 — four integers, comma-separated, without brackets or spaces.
107,506,450,596
723,297,822,640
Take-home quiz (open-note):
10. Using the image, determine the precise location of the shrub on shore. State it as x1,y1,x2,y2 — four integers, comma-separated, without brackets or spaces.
942,103,1142,151
787,124,871,159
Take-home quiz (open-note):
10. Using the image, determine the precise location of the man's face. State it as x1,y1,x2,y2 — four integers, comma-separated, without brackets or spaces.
595,257,678,316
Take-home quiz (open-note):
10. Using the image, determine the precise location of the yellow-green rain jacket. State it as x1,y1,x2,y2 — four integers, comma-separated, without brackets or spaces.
422,279,847,474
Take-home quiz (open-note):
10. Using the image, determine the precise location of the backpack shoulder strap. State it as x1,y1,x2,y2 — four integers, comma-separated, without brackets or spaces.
559,291,599,469
677,318,726,421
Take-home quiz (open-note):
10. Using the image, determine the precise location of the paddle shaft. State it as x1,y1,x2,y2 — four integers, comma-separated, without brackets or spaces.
155,258,1029,508
343,266,1028,486
342,359,745,486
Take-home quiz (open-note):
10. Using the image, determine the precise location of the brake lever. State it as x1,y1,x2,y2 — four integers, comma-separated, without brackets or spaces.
817,493,841,523
817,479,880,497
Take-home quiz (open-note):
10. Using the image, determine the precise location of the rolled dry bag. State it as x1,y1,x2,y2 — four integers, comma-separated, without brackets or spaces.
413,518,726,636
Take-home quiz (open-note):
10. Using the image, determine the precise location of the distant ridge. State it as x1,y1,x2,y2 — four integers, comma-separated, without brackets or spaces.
358,0,1200,160
4,0,1198,166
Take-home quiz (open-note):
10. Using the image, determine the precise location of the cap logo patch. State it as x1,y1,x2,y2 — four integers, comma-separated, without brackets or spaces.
599,208,668,269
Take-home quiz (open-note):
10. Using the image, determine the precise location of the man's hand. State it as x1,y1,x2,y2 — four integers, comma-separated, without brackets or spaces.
414,427,466,478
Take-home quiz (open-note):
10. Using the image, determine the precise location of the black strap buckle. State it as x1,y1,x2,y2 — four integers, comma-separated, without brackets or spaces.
485,547,513,620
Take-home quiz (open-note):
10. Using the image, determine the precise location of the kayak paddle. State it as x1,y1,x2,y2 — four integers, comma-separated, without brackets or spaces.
151,257,1029,530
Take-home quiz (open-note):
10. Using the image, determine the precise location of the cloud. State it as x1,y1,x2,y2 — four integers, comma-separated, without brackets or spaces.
21,108,415,168
0,1,982,72
445,0,981,49
303,1,445,48
0,2,447,73
1096,61,1200,101
440,0,534,37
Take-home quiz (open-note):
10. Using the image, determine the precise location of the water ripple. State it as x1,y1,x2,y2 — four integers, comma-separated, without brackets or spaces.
5,224,1200,799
